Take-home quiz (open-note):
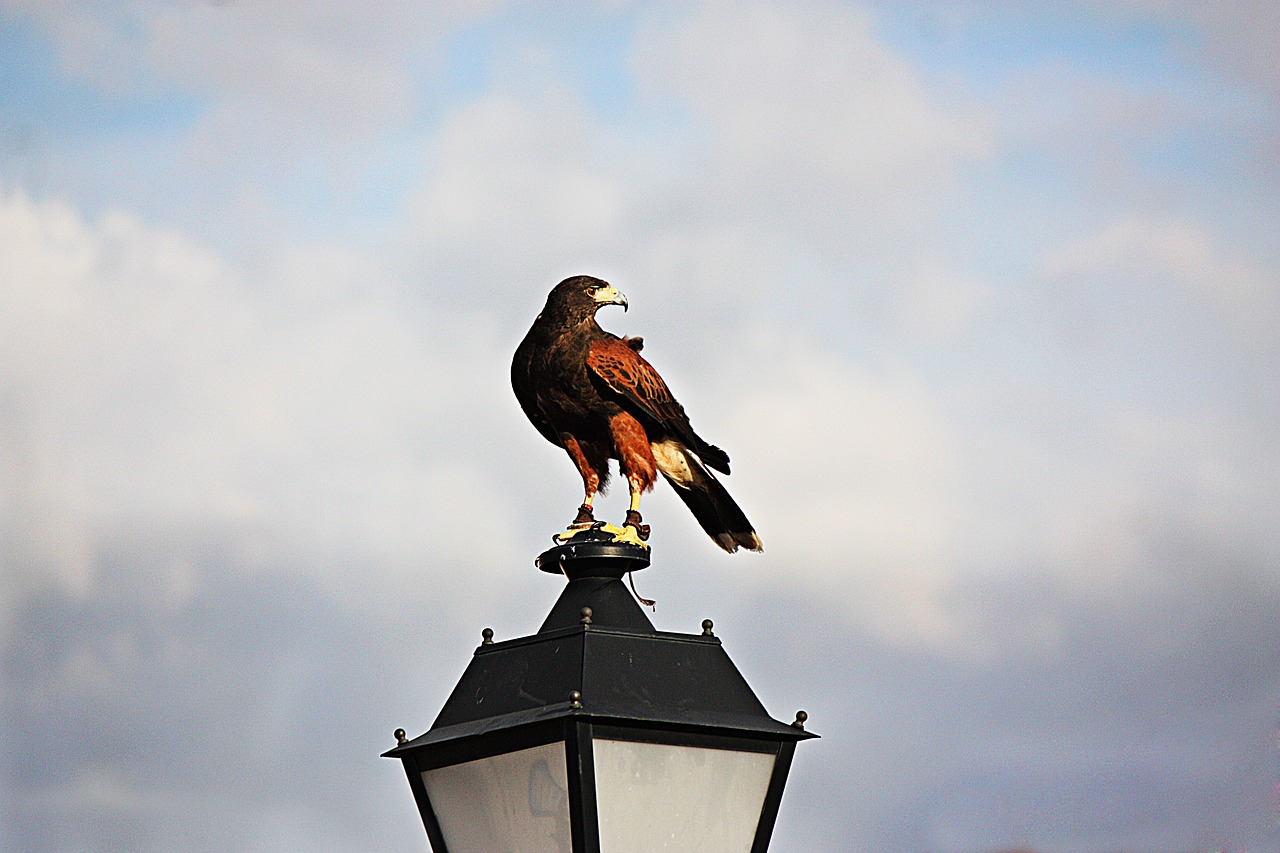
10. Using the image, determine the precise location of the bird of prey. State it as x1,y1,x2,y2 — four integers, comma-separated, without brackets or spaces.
512,275,762,553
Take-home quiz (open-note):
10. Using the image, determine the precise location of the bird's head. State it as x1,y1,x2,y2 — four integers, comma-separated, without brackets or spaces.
546,275,628,321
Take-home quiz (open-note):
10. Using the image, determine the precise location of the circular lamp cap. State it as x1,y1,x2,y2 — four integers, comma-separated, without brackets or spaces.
537,538,650,579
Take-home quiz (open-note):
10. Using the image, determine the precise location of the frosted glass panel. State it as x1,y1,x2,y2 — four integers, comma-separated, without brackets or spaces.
594,739,776,853
421,741,571,853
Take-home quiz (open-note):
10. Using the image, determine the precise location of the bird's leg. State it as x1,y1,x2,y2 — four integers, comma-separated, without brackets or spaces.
572,496,595,527
623,487,651,541
562,438,602,530
607,413,657,544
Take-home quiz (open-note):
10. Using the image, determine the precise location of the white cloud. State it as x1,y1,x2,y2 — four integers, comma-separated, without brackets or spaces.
3,0,495,134
3,4,1279,850
1112,0,1280,97
411,92,629,277
712,339,974,648
0,190,534,641
1041,215,1273,308
1032,215,1279,382
696,219,1279,651
632,1,992,234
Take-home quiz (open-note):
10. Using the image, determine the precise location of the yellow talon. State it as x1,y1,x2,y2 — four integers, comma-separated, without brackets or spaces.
610,523,650,549
554,526,596,544
553,522,650,550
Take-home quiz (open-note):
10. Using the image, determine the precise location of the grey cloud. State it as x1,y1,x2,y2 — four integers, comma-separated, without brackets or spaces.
4,1,488,132
732,541,1280,850
3,2,1278,850
3,548,411,852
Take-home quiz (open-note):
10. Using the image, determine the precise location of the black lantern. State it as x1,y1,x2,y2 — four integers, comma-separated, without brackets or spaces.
385,538,816,852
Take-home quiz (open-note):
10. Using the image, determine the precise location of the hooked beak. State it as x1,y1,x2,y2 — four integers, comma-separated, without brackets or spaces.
593,285,628,312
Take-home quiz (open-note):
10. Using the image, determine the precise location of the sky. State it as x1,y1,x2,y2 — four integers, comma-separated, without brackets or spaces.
1,1,1278,851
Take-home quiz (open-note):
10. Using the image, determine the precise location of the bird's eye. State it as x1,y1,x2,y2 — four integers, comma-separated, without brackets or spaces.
585,285,599,294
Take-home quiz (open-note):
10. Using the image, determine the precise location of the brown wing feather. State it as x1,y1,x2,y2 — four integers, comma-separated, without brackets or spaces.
587,337,732,474
587,337,687,426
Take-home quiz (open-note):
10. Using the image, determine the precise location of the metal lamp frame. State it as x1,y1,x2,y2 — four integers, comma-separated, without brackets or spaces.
385,539,815,853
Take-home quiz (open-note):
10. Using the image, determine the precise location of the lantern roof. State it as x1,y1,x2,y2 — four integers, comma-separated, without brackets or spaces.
384,540,814,758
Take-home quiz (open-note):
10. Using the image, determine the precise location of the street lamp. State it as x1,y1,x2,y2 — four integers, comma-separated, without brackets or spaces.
385,537,816,852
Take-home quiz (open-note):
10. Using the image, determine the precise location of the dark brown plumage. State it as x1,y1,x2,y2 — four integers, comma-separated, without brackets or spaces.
512,275,761,553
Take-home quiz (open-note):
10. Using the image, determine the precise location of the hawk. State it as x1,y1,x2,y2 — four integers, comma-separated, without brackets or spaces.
512,275,762,553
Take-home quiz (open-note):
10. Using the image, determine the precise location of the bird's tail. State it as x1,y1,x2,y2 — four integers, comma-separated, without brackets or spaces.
652,440,762,554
